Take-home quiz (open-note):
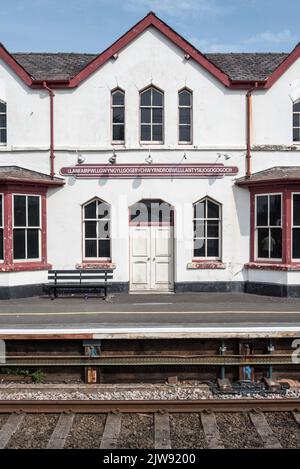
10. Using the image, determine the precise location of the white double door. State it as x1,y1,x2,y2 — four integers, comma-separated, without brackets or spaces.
130,225,174,292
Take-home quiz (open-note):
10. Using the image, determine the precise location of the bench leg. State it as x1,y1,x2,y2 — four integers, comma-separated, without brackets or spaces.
50,287,55,301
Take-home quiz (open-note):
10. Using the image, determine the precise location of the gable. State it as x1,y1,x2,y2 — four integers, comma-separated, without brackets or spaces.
0,12,299,90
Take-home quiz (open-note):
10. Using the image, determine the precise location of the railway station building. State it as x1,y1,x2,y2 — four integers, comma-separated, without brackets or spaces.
1,12,300,299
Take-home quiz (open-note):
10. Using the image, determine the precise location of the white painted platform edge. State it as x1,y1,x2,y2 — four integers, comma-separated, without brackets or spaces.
0,326,300,338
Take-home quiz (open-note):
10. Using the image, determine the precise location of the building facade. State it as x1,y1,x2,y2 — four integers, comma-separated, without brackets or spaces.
1,12,300,298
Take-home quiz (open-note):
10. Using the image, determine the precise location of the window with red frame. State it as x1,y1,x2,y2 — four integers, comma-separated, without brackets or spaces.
13,194,41,261
255,194,282,260
0,194,3,261
292,193,300,260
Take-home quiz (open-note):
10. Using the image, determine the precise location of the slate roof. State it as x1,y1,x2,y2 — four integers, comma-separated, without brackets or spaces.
11,51,289,82
236,167,300,186
12,53,97,81
0,166,64,186
206,53,288,81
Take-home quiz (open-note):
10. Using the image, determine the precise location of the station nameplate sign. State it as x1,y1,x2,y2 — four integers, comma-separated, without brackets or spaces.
60,164,239,179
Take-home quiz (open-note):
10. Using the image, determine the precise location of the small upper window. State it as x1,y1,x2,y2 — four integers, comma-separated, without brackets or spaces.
0,101,7,145
179,89,192,143
112,89,125,142
293,101,300,142
140,86,164,143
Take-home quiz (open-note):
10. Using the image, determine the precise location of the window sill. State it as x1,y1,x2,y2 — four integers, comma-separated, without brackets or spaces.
187,261,226,270
0,262,52,272
76,262,116,270
245,262,300,271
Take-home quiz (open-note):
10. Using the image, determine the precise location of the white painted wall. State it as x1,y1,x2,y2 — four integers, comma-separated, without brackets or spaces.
0,27,300,289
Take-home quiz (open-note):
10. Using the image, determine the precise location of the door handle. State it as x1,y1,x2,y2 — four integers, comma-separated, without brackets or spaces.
147,257,150,261
153,258,156,261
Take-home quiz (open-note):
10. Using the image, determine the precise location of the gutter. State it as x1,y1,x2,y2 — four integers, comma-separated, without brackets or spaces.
42,81,55,178
246,82,258,178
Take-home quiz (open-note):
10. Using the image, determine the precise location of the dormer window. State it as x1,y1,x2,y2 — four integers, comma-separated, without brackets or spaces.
0,101,7,145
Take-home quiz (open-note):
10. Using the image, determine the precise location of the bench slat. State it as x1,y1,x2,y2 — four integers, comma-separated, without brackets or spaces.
47,282,112,288
48,274,113,280
48,270,113,274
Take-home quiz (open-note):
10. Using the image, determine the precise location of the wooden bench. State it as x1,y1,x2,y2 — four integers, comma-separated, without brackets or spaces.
47,269,113,300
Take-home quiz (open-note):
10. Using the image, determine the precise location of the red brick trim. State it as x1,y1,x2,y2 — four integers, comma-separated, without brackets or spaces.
245,262,300,271
76,262,116,270
0,263,52,273
187,261,226,269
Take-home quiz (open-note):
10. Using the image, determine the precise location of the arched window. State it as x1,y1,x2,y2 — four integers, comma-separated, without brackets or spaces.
111,89,125,142
0,100,7,145
293,100,300,142
130,199,174,225
178,89,192,143
193,197,221,259
140,86,164,143
83,198,111,259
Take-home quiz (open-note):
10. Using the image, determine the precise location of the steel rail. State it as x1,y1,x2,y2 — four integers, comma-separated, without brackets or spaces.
0,399,299,414
3,353,299,366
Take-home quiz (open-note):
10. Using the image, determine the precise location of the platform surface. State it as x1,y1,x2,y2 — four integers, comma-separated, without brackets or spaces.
0,293,300,338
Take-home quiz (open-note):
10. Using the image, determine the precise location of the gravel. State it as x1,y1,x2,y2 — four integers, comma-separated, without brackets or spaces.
0,385,211,401
7,415,58,449
1,385,300,401
65,415,106,449
118,414,153,449
170,414,207,449
264,412,300,448
216,412,263,449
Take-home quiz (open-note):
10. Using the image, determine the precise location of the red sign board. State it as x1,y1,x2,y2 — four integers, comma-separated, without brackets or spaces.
60,164,238,179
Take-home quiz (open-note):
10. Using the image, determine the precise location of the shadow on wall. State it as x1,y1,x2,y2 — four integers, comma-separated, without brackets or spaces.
233,184,249,238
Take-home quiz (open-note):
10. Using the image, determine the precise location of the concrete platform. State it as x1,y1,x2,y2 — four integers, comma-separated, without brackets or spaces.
0,293,300,338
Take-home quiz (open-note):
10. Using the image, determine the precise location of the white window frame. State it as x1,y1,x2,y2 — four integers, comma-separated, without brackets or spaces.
255,193,282,261
12,194,41,262
111,88,125,144
292,192,300,261
193,197,222,261
293,100,300,143
83,198,111,261
140,86,164,144
178,88,193,144
0,193,3,262
0,100,7,146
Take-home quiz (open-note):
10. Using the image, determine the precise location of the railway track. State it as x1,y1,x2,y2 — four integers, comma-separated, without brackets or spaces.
0,399,299,449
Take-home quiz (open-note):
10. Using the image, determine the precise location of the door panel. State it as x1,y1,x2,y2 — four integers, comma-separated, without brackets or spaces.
132,262,149,285
151,226,173,290
130,225,173,292
130,227,151,290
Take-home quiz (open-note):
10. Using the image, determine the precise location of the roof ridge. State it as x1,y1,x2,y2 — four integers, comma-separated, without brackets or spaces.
12,52,97,55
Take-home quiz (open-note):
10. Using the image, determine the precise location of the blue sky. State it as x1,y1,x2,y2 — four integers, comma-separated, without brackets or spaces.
1,0,299,54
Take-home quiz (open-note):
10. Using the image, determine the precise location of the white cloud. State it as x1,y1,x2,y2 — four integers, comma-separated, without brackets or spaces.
245,29,297,45
189,37,241,53
124,0,225,17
